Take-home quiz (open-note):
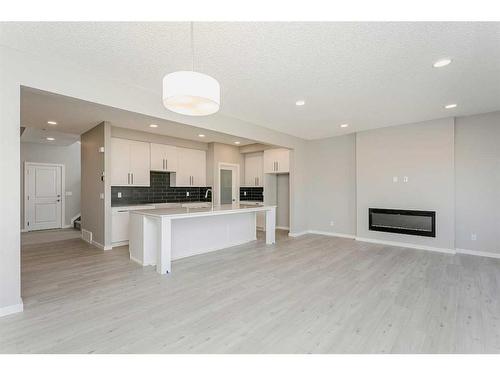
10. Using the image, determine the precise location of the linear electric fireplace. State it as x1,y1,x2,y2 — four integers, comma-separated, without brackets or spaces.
369,208,436,237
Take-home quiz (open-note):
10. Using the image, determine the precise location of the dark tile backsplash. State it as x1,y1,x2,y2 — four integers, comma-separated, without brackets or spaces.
111,171,211,206
240,187,264,202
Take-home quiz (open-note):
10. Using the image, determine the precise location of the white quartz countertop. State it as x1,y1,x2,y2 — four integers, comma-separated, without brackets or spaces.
130,203,275,219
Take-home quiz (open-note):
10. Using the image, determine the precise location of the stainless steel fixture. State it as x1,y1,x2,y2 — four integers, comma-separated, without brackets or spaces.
205,188,213,209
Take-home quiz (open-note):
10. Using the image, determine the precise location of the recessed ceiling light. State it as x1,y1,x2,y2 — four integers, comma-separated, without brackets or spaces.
149,124,159,128
47,121,57,125
340,123,349,128
46,137,55,141
433,58,452,68
445,104,457,109
198,134,205,137
295,100,305,106
234,141,241,145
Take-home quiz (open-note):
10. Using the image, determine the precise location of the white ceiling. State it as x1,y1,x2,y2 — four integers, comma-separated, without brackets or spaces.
2,22,500,139
21,126,80,146
20,87,255,146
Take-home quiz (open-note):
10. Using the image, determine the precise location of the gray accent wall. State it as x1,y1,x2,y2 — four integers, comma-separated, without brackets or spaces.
356,118,455,250
306,134,357,235
455,111,500,254
20,141,81,229
81,122,108,248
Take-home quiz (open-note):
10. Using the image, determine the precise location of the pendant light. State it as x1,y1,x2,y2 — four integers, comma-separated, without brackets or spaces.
163,22,220,116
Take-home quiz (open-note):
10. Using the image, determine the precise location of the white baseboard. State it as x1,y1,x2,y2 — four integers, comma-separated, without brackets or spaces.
62,224,73,229
21,228,28,233
308,230,356,239
288,230,309,237
276,226,290,231
355,236,456,255
91,240,112,251
456,248,500,259
0,300,23,318
112,240,129,248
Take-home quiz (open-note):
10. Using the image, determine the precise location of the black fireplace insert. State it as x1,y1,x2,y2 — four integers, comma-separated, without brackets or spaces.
369,208,436,237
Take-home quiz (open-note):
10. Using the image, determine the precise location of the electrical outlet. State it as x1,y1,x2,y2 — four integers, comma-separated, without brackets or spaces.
186,191,190,197
117,192,122,198
244,191,247,196
330,221,335,227
403,176,409,183
471,233,477,241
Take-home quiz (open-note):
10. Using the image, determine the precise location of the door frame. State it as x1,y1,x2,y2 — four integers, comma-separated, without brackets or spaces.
217,162,240,205
24,161,66,231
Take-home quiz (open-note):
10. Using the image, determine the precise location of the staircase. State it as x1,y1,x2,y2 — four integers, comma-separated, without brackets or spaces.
73,216,81,230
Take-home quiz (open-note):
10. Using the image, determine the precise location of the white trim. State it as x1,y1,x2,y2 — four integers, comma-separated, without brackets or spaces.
91,240,112,251
24,161,66,230
308,230,356,239
112,240,129,248
456,248,500,259
288,230,309,237
276,226,290,231
355,236,456,255
0,300,23,318
21,228,28,233
62,224,73,229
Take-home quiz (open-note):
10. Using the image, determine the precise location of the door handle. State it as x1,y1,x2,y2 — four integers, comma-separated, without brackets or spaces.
165,158,168,170
162,159,165,170
56,199,61,202
131,173,134,185
127,173,130,184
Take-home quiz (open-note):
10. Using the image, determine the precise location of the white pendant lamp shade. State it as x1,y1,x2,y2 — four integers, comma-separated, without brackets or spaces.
163,71,220,116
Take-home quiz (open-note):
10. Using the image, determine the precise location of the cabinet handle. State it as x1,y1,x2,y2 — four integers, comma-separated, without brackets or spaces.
127,173,130,184
277,162,279,172
131,173,134,185
165,158,168,170
162,159,165,170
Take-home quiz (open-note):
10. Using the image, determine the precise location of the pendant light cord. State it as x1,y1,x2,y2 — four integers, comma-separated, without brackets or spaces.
190,22,195,71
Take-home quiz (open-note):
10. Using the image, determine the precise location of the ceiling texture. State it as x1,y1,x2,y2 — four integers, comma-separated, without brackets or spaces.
2,22,500,139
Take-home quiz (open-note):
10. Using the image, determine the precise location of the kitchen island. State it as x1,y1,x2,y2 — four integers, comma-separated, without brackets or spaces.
129,203,276,274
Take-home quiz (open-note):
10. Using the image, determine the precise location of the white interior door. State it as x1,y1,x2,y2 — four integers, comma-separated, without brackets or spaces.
26,163,63,231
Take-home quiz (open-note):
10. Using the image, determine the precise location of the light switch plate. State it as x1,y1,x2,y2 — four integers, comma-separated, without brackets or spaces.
393,176,398,183
403,176,409,183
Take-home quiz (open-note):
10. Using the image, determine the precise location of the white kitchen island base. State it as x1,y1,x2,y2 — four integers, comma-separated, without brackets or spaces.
129,204,276,274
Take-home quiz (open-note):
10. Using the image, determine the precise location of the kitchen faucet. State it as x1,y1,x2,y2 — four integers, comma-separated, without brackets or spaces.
205,188,213,209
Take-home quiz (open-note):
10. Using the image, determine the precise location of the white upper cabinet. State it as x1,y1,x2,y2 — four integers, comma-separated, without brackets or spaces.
150,143,178,172
244,152,263,186
172,147,206,187
263,148,290,174
110,138,151,186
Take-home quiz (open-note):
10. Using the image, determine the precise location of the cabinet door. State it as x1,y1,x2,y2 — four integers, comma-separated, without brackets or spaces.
263,149,278,173
176,148,206,186
150,143,165,171
175,147,194,186
111,138,131,186
164,144,178,172
129,140,150,186
190,149,206,186
112,210,129,243
245,152,263,186
276,149,290,173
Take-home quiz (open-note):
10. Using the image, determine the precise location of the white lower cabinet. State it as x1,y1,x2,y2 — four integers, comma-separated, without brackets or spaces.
112,205,155,245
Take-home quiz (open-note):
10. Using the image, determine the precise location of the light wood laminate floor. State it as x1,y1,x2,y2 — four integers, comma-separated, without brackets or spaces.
1,231,500,353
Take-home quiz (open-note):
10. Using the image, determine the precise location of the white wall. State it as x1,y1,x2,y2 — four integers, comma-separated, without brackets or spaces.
0,44,308,315
356,118,455,251
20,141,81,229
455,111,500,254
306,134,357,235
276,174,290,229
